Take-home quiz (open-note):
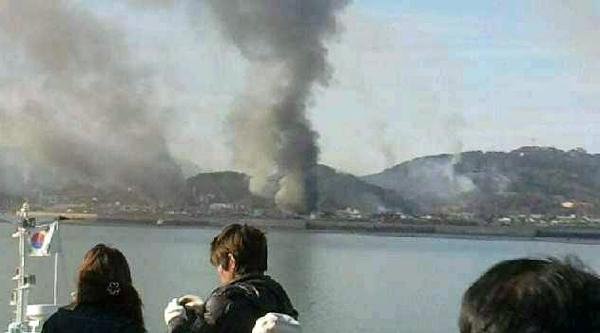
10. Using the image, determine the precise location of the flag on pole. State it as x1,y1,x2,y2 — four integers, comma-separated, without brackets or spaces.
28,221,58,257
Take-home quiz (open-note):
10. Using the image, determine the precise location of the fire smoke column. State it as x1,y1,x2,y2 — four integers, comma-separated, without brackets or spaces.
0,0,183,202
207,0,350,213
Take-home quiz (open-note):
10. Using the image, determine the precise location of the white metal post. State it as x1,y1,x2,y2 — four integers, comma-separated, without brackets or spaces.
16,226,26,326
53,252,58,305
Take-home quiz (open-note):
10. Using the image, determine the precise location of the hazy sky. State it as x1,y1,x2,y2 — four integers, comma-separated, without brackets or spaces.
6,0,600,175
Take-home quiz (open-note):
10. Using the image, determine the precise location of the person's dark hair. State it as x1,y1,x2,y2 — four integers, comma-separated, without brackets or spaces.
75,244,145,329
459,257,600,333
210,224,267,275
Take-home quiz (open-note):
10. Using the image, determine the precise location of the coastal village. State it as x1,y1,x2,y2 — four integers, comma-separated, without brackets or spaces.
2,146,600,233
2,187,600,230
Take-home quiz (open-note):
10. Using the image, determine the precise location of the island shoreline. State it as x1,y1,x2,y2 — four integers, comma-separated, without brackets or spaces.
3,215,596,244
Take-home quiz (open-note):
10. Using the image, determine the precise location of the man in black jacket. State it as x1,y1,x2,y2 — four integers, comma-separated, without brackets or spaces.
164,224,298,333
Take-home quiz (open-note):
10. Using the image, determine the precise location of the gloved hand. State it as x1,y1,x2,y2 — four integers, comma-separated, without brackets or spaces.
252,313,302,333
178,294,205,314
164,297,186,325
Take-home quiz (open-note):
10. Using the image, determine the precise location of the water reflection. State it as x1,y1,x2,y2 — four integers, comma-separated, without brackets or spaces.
2,223,600,333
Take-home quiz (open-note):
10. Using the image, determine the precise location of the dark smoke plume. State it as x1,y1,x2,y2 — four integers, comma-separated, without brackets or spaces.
207,0,350,213
0,0,183,202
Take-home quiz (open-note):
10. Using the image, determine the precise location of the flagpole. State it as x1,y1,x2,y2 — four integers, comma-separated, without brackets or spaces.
52,221,59,305
53,252,58,305
17,224,26,326
13,203,29,329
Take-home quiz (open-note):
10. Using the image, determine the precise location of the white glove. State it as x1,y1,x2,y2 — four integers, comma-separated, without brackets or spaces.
164,297,186,325
178,294,205,314
252,313,302,333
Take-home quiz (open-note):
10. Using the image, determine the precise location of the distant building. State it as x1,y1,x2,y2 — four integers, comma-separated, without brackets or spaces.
208,202,246,214
336,207,363,220
209,203,234,211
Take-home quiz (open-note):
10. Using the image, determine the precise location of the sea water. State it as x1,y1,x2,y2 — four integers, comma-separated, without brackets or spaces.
1,222,600,333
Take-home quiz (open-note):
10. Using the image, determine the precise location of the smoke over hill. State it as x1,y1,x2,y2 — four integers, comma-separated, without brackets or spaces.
363,147,600,216
206,0,350,213
0,0,183,202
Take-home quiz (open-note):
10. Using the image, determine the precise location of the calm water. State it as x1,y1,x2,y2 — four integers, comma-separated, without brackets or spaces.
2,222,600,333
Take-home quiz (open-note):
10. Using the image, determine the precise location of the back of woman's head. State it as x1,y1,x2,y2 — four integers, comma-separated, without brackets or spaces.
459,257,600,333
76,244,144,328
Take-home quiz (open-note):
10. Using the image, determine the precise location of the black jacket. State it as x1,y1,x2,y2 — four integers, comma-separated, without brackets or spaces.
41,304,145,333
168,274,298,333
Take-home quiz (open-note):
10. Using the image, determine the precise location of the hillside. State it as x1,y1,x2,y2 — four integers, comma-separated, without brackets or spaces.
363,147,600,215
4,146,600,216
183,166,411,213
316,165,412,213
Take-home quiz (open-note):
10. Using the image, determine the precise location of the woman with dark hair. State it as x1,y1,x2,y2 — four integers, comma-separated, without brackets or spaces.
42,244,145,333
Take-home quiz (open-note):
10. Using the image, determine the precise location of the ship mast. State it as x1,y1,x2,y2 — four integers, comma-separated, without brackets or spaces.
12,202,30,332
7,202,34,333
6,202,61,333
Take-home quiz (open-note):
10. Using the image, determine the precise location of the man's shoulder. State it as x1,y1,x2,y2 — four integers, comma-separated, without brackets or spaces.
203,276,270,321
203,287,237,325
209,275,271,300
216,275,297,319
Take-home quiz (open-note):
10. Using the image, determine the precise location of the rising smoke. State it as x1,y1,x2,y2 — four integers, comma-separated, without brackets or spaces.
206,0,350,213
0,0,183,202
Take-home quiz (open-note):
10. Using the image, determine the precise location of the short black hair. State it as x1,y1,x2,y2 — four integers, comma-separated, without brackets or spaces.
460,257,600,333
210,224,267,274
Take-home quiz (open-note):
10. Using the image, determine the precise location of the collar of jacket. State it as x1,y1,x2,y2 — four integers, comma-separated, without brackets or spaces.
226,272,266,285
